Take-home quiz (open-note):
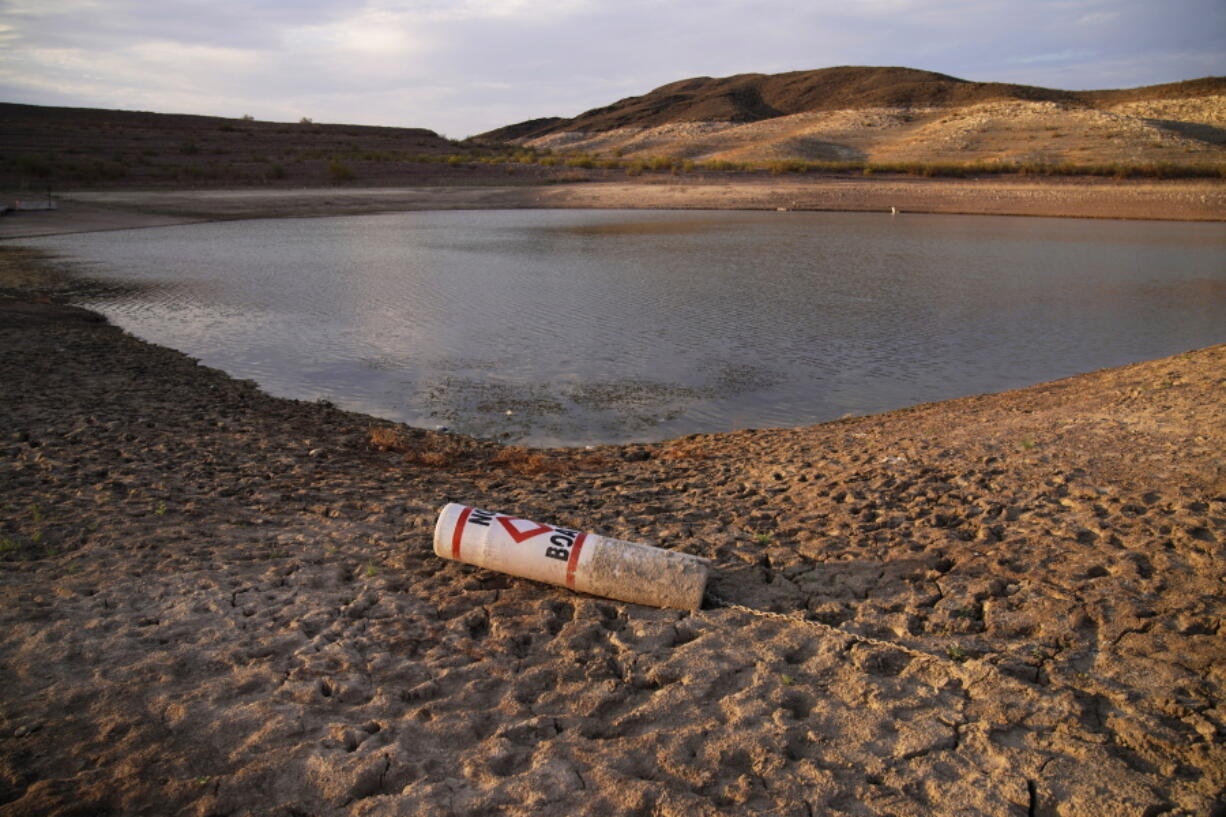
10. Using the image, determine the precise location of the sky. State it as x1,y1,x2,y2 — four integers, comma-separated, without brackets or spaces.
1,0,1222,138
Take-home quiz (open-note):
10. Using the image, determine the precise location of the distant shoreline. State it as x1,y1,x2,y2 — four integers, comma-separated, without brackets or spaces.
2,175,1223,238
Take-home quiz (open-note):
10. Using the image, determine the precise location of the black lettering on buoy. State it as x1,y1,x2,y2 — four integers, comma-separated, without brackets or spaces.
544,546,570,561
469,508,494,527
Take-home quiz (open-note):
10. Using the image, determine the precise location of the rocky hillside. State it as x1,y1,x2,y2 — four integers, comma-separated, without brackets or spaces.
480,67,1226,167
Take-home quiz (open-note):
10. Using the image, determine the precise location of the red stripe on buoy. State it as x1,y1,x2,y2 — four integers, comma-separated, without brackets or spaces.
452,506,473,559
565,532,587,589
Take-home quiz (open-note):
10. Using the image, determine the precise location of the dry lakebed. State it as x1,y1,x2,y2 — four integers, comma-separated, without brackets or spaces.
0,232,1223,816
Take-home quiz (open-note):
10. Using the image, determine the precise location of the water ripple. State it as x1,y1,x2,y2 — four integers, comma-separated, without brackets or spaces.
22,209,1226,446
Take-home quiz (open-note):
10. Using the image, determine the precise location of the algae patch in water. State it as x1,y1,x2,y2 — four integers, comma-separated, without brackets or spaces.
420,376,737,444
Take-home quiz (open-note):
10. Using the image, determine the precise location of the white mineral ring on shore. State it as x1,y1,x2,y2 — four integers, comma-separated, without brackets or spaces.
433,503,711,610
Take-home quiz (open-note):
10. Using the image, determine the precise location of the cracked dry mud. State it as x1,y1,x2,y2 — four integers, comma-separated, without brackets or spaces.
0,254,1223,816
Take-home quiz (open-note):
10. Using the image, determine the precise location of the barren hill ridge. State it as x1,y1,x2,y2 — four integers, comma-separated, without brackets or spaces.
0,102,465,189
479,66,1226,167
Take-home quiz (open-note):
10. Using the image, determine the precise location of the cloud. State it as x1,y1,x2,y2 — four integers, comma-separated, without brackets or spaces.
0,0,1221,136
1009,50,1100,66
1076,11,1120,26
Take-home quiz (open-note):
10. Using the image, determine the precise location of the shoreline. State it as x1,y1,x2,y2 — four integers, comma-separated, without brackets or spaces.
1,250,1224,815
2,175,1223,238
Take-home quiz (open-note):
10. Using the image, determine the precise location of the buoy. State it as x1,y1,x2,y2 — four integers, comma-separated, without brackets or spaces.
890,206,898,215
433,503,710,610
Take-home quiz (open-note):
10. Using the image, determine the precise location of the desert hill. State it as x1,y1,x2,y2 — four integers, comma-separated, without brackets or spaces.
479,67,1226,168
0,103,480,190
4,67,1224,192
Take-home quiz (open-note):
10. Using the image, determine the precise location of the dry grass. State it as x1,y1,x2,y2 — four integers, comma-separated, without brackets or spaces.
488,447,555,476
412,447,462,468
368,427,610,474
367,425,410,453
367,425,466,468
490,446,613,475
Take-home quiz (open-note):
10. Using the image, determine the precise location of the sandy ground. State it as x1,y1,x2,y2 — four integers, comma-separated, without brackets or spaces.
0,247,1223,816
1,176,1223,239
0,202,198,239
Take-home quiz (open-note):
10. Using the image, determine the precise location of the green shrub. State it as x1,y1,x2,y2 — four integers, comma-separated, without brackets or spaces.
327,159,355,181
14,154,54,178
767,159,812,175
698,160,735,172
176,165,214,181
547,171,588,184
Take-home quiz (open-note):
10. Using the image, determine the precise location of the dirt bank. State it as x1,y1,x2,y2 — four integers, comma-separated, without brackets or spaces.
0,248,1223,816
1,175,1222,239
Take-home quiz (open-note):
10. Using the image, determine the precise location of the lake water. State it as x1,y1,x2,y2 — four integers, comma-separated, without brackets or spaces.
22,209,1226,446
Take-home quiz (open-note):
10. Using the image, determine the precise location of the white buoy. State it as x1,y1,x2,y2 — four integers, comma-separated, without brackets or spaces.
433,503,711,610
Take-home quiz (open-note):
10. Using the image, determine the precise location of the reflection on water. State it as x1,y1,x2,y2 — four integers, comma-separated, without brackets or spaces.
22,209,1226,446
